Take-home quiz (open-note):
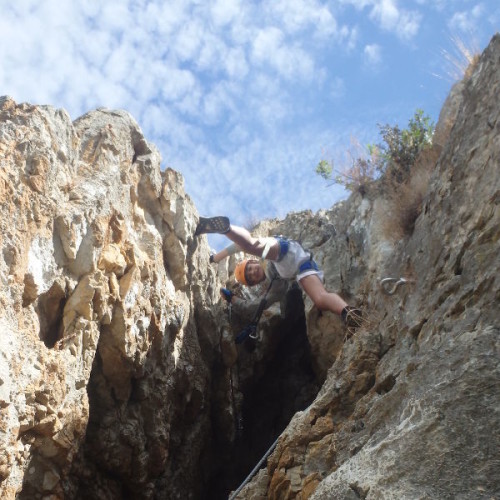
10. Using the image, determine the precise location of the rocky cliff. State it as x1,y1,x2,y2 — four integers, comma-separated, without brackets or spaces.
0,100,231,499
236,35,500,499
0,35,498,500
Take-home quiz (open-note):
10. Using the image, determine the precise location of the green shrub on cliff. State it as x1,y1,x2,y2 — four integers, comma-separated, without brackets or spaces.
316,109,435,193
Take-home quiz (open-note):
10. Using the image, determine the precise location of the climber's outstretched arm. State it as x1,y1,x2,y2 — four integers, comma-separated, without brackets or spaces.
225,225,280,260
210,225,280,263
196,216,279,261
211,245,238,264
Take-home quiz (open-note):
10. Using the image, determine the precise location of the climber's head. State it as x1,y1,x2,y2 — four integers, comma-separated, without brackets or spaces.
234,259,266,286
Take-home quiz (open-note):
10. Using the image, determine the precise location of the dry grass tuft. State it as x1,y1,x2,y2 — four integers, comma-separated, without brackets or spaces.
317,137,379,196
434,34,481,83
378,33,480,241
379,146,440,240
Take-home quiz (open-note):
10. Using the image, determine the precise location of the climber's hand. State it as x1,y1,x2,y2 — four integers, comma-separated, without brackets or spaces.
220,288,233,303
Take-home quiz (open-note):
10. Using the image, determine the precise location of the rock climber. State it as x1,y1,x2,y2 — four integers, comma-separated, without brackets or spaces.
195,216,362,338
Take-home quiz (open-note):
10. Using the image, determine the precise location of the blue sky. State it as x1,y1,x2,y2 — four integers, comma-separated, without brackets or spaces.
1,1,498,249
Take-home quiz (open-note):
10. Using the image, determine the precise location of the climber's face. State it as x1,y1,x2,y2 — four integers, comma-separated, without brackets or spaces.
245,261,266,286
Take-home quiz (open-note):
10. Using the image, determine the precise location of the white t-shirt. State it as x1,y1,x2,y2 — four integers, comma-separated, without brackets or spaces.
272,239,324,283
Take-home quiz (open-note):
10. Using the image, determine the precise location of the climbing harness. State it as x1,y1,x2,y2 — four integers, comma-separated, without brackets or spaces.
235,276,276,344
270,235,317,277
228,435,280,500
262,235,290,261
380,277,414,295
261,238,275,259
298,258,319,274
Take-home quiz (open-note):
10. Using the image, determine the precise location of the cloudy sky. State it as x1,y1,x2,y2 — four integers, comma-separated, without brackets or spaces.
1,0,498,248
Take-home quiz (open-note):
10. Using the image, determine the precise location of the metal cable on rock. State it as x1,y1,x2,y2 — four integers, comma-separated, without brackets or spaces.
228,436,280,500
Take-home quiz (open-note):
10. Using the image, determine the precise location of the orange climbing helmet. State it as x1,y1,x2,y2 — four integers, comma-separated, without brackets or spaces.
234,260,250,285
235,259,263,285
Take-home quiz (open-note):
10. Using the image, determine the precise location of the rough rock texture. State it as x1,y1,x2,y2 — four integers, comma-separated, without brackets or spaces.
1,34,499,500
236,34,500,500
0,100,229,499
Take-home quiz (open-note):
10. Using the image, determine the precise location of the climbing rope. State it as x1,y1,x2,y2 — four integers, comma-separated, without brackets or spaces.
228,435,280,500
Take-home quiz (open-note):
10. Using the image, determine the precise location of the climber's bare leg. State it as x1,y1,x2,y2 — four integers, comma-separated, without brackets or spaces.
299,274,347,316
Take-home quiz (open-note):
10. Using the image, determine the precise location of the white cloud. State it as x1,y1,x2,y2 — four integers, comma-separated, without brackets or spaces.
202,81,238,125
211,0,242,27
98,3,134,33
129,60,170,103
196,32,229,72
94,82,133,110
77,30,115,68
252,27,285,63
371,0,399,29
339,0,372,9
1,0,497,243
415,0,447,12
224,47,250,80
161,68,197,102
146,1,189,39
330,77,346,99
396,10,422,39
448,4,484,33
104,43,136,82
340,0,421,40
247,74,289,128
370,0,421,39
343,25,359,51
364,43,382,67
0,0,352,129
173,20,204,62
267,0,338,38
251,27,315,81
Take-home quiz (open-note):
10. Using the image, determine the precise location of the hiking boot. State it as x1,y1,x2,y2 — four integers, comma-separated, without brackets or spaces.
195,216,230,235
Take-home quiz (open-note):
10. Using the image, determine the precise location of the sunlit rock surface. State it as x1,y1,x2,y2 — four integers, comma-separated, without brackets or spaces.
0,100,224,499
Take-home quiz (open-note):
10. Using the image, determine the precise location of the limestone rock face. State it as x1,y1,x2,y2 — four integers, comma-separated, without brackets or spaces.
237,34,500,500
0,100,224,499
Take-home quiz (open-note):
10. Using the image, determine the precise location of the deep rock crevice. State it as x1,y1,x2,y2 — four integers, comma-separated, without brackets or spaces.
206,294,321,500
